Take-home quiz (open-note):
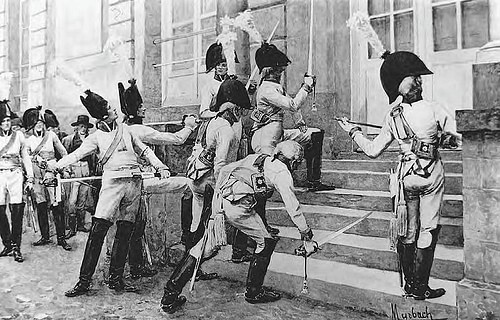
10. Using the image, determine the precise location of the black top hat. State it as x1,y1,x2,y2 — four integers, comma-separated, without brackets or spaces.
118,79,143,120
255,42,291,72
80,90,109,120
380,51,433,103
71,114,94,128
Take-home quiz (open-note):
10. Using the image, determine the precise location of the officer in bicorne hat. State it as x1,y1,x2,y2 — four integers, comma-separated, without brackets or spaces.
46,88,170,297
117,79,199,279
61,114,96,238
337,50,461,301
23,106,72,251
251,42,334,193
0,99,33,263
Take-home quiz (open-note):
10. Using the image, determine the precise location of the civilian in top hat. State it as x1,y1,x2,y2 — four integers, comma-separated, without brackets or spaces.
23,106,72,251
49,89,170,297
0,97,33,263
251,42,334,193
61,115,96,238
118,79,198,279
337,50,461,301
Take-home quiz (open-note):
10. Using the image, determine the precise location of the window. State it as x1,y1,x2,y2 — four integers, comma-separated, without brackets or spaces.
367,0,414,58
164,0,216,105
432,0,489,51
20,0,30,109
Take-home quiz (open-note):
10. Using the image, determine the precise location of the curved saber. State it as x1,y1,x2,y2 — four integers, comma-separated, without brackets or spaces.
245,20,280,90
316,211,374,246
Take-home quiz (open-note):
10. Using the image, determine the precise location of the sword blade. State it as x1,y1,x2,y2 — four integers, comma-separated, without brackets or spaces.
316,211,374,246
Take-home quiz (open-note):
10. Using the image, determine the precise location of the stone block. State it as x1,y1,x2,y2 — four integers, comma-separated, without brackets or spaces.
109,1,131,25
473,62,500,110
482,159,500,189
484,131,500,159
108,20,132,41
30,29,46,48
462,158,482,189
461,131,484,159
484,242,500,285
30,46,46,66
463,240,485,281
457,279,500,320
463,189,500,243
30,0,46,15
30,11,46,29
457,109,500,133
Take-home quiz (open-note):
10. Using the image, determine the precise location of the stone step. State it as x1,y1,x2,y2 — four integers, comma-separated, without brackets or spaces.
204,247,458,319
323,159,463,174
308,170,463,195
274,226,464,281
337,150,462,161
266,203,464,247
269,188,463,218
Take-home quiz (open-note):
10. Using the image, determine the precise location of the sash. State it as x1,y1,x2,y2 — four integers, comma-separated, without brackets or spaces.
31,132,50,157
0,131,17,157
98,124,124,169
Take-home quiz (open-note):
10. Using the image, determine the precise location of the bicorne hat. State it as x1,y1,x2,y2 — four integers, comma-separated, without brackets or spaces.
80,90,109,120
255,42,291,72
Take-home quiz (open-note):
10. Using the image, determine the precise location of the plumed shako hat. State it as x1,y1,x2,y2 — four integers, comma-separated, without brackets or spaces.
380,51,433,104
118,79,143,120
80,90,109,120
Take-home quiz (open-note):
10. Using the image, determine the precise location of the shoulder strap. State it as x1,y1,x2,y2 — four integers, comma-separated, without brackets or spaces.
0,131,17,157
253,154,269,172
99,124,123,167
31,131,50,157
390,105,415,140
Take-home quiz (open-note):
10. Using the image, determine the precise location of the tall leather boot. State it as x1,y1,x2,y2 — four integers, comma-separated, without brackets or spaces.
160,254,197,314
52,205,72,251
0,205,13,257
245,237,281,304
33,202,52,246
397,241,416,295
65,213,77,239
413,226,445,300
129,220,157,279
305,130,335,192
255,198,278,235
108,220,138,292
10,203,25,263
231,229,253,263
65,217,113,297
180,192,193,247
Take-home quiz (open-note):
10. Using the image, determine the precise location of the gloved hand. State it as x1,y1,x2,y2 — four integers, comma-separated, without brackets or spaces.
294,240,319,257
182,114,198,130
247,80,258,95
296,121,308,134
42,171,58,187
157,167,171,179
24,178,34,193
304,74,316,88
336,117,362,138
300,227,314,241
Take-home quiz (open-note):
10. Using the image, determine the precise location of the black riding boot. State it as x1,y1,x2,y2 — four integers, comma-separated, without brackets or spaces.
231,229,253,263
305,130,335,192
397,241,416,295
413,226,446,300
10,203,25,263
65,217,113,297
53,205,72,251
65,213,77,239
108,220,138,292
180,192,193,247
245,237,281,304
33,202,51,246
0,205,13,257
161,254,197,314
129,220,157,279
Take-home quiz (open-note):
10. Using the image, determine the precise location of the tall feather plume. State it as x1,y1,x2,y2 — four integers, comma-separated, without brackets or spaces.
0,72,13,101
51,59,91,91
347,11,388,58
233,10,262,44
217,16,238,75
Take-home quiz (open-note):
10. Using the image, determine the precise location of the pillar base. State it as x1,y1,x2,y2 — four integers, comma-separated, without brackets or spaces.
457,279,500,320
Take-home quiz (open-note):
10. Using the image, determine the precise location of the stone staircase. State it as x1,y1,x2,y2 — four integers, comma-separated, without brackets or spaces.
204,150,463,319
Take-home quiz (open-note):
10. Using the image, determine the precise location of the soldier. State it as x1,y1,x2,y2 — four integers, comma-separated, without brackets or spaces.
62,115,96,238
118,79,198,279
337,51,461,300
250,42,334,193
160,140,318,313
24,106,72,251
0,101,33,263
47,89,170,297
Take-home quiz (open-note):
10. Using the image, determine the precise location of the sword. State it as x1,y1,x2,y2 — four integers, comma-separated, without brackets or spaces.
307,0,317,112
334,117,382,129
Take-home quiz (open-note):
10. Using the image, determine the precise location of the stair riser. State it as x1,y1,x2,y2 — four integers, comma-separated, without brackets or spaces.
269,192,463,218
294,170,462,195
204,258,458,320
267,209,464,246
324,161,462,174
